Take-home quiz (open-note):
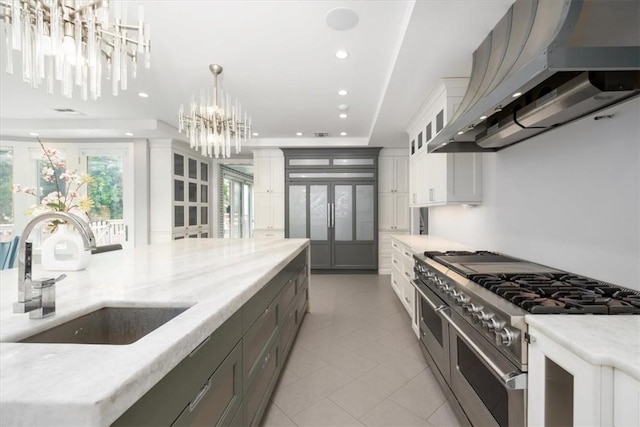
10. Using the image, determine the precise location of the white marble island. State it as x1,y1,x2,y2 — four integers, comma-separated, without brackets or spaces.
0,238,309,426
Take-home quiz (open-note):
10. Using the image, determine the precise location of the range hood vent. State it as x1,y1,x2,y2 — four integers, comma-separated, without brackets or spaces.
427,0,640,153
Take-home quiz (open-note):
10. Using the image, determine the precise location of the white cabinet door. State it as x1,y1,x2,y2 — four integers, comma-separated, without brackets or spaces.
426,153,447,204
614,370,640,427
253,157,271,193
271,192,285,229
379,193,395,230
254,193,272,229
270,156,285,193
395,193,410,230
378,156,395,193
394,156,409,193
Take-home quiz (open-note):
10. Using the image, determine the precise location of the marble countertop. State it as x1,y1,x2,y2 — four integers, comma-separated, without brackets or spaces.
391,234,476,254
391,235,640,382
0,238,309,426
526,315,640,380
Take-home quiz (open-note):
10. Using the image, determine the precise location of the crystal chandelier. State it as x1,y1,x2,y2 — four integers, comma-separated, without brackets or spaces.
178,64,252,159
0,0,151,100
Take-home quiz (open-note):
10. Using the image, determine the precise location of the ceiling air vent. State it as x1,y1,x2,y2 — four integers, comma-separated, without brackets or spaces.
313,132,329,137
52,108,84,115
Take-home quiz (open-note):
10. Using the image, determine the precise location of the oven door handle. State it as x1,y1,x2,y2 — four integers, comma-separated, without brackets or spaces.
412,280,446,312
439,309,527,390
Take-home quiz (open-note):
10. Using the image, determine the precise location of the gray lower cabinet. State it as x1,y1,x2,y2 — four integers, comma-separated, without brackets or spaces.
111,249,308,427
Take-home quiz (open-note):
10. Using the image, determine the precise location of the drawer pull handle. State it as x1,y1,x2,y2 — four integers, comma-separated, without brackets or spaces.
404,252,411,257
393,260,398,264
189,379,211,412
405,297,410,303
404,272,411,278
189,336,211,358
262,352,271,370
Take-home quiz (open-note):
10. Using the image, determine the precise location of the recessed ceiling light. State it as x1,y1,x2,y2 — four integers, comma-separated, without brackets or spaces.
296,132,303,136
125,132,133,136
457,131,464,135
137,92,149,98
335,50,349,60
512,92,522,98
29,132,39,136
339,113,348,119
479,115,488,120
338,89,348,96
252,132,259,136
340,132,347,136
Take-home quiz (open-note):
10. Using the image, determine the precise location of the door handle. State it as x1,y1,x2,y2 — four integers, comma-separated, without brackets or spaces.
327,203,331,228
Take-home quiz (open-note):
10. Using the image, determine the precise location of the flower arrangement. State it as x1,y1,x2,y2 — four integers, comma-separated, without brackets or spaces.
13,140,95,228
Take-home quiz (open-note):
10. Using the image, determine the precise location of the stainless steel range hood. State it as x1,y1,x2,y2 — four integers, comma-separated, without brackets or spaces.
427,0,640,153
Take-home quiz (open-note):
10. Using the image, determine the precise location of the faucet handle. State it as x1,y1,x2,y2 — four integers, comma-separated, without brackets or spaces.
32,274,66,289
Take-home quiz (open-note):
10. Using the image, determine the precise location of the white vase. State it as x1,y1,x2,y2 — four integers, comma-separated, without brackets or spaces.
41,224,92,271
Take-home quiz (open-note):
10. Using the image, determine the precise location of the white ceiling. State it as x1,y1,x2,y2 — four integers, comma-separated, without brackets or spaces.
0,0,514,152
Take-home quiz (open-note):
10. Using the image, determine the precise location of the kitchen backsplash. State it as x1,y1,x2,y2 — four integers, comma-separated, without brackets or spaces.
429,97,640,291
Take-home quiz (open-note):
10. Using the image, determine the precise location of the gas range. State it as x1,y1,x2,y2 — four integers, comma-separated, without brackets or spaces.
414,250,640,370
412,250,639,427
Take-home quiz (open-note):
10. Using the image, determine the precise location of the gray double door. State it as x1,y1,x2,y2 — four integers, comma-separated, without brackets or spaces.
287,181,376,270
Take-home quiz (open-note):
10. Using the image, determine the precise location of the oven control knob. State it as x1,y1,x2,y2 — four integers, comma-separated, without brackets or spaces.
495,328,515,347
482,317,501,332
454,293,469,306
472,310,492,324
464,303,483,315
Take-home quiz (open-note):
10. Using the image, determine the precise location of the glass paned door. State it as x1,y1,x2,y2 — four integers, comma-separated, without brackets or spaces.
309,185,327,241
334,185,353,241
81,149,133,249
288,185,307,238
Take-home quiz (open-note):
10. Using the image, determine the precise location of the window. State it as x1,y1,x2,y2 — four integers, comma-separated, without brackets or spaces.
0,148,13,240
219,165,253,238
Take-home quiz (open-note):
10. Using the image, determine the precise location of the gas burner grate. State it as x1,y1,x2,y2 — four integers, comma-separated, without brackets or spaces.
468,272,640,314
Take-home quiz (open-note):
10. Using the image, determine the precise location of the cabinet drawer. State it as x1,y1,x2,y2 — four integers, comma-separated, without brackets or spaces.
113,311,242,426
172,342,242,427
280,305,297,361
243,299,279,389
244,337,280,427
280,276,297,315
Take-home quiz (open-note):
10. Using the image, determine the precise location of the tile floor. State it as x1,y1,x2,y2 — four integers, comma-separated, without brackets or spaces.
261,274,463,427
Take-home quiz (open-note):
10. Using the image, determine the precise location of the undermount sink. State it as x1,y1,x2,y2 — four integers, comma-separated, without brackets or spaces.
19,306,189,345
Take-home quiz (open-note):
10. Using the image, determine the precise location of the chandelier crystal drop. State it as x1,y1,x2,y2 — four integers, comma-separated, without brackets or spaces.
178,64,252,159
0,0,151,100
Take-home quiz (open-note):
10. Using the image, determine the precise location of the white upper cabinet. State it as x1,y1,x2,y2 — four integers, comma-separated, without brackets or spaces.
252,149,285,235
254,152,284,194
407,78,483,207
379,155,409,193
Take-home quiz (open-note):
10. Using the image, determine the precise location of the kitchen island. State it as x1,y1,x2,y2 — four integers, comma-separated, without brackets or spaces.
0,238,309,426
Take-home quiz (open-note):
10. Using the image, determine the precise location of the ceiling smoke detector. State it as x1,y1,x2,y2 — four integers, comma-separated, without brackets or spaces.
314,132,329,137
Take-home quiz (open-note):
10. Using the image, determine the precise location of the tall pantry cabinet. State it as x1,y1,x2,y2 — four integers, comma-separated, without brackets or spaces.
378,148,410,274
252,149,285,238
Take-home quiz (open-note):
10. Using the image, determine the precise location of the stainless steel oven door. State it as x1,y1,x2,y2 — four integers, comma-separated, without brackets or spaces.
413,279,450,382
443,310,527,427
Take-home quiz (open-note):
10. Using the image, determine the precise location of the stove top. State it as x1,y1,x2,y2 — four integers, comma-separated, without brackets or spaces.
421,250,640,315
470,273,640,314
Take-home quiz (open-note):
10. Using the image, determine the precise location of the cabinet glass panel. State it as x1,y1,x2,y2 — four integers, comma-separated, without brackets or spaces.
436,110,444,133
356,185,374,240
332,158,374,166
189,206,197,226
174,180,184,202
289,185,307,238
426,122,432,141
334,185,353,241
201,207,208,225
200,162,209,182
289,159,330,166
174,206,184,227
189,183,197,202
201,185,208,203
188,158,198,179
418,133,423,149
174,153,184,176
289,172,374,179
411,140,415,155
309,185,327,240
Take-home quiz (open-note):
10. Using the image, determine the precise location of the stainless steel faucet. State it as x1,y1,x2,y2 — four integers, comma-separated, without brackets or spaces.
14,212,97,319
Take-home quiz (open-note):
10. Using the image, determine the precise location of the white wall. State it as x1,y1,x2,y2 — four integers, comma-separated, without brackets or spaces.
429,97,640,290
